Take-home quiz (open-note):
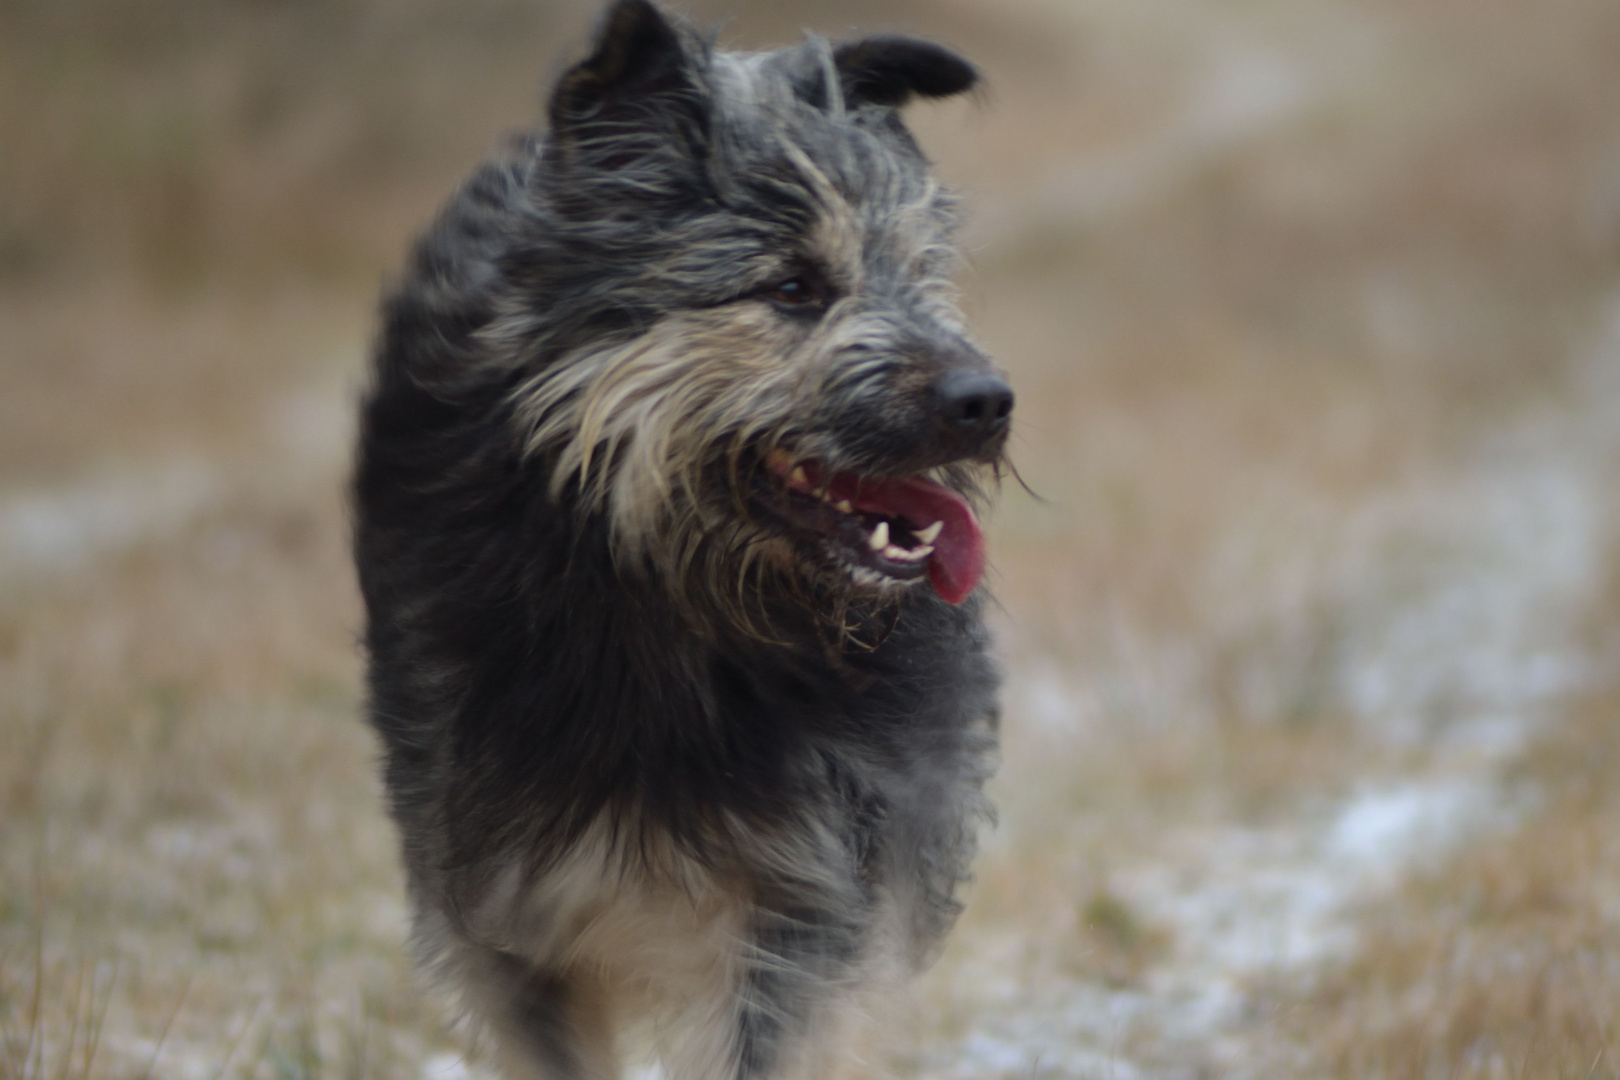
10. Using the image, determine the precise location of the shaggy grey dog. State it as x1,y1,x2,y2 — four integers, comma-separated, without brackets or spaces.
354,2,1011,1076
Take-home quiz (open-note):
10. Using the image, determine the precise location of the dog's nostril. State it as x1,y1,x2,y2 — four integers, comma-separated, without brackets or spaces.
936,370,1014,438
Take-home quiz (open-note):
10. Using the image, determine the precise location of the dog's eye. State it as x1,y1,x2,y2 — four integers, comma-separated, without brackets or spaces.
769,279,813,303
760,277,826,309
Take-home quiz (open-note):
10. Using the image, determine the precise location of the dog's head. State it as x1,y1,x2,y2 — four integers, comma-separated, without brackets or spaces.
502,0,1011,619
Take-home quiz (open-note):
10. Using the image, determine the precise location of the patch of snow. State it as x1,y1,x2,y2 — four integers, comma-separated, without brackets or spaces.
1326,780,1500,869
920,972,1155,1080
424,1052,476,1080
1027,665,1088,733
1338,431,1601,750
0,459,219,578
0,377,358,585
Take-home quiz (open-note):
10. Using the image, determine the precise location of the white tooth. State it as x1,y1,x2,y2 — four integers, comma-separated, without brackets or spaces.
834,500,854,514
790,465,809,485
911,544,935,559
867,520,889,551
915,520,943,545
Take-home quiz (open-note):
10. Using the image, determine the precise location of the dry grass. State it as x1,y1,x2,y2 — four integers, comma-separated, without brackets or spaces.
1264,577,1620,1078
4,0,1620,1077
0,405,432,1080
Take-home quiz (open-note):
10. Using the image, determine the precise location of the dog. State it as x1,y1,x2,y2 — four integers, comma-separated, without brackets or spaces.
353,2,1011,1076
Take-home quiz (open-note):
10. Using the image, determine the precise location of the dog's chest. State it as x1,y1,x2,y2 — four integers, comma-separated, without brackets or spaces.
472,818,749,1006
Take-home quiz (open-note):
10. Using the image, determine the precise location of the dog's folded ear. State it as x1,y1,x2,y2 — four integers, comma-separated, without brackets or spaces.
833,36,978,109
547,0,708,165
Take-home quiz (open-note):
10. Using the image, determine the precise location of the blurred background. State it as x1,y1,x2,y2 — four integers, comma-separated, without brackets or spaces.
4,0,1620,1077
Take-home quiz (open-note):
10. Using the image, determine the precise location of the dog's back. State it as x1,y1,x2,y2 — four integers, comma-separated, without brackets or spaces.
355,3,1008,1076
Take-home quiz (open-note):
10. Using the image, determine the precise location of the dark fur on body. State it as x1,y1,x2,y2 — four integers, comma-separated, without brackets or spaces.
354,3,1009,1077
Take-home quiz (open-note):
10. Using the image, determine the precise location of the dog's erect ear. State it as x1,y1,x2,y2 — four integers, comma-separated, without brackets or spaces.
832,36,978,108
548,0,707,161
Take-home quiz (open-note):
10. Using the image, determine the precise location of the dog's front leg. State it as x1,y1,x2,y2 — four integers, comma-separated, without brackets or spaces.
727,900,866,1080
473,948,615,1080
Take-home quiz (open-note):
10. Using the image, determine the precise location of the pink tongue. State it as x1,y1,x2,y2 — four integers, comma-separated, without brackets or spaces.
825,473,986,604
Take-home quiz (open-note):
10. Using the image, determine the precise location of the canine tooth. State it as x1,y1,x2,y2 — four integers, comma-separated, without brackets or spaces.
867,521,889,551
789,465,809,485
912,544,935,559
914,520,943,545
834,500,854,514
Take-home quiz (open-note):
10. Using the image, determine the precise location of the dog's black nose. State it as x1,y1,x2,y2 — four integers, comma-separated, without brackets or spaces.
935,369,1014,448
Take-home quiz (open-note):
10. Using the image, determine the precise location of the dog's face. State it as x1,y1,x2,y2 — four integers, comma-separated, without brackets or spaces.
504,0,1011,615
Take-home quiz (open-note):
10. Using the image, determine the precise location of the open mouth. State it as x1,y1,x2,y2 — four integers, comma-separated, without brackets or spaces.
764,451,986,604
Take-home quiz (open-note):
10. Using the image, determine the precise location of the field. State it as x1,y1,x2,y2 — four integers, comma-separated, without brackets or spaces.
4,0,1620,1077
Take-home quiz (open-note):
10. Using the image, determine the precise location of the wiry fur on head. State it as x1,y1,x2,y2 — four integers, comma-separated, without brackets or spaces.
453,8,1004,626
